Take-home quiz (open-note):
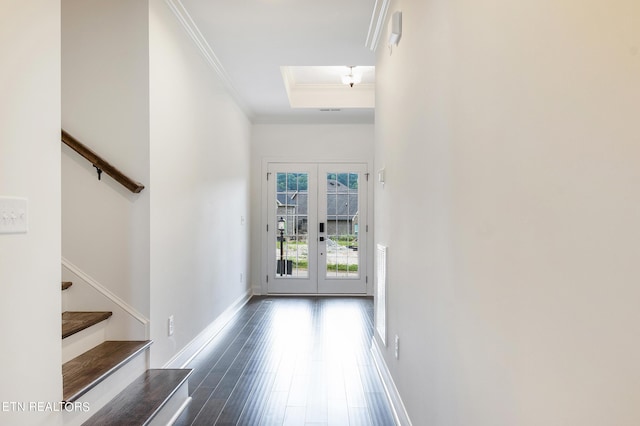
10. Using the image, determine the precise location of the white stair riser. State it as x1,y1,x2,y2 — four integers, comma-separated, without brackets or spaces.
62,353,148,426
62,287,70,312
149,381,191,426
62,321,108,364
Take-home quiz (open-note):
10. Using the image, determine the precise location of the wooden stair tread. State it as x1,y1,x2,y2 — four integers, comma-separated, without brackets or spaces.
82,369,192,426
63,340,152,402
62,281,72,290
62,311,112,339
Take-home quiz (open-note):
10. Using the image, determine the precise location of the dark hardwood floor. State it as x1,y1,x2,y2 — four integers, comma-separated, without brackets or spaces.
174,296,396,426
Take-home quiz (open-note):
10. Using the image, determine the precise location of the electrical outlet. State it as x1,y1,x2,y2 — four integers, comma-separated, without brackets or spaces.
394,335,400,359
168,315,174,336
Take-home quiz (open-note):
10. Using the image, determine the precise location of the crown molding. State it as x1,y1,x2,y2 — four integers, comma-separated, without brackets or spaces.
295,83,375,91
287,86,375,109
163,0,254,120
365,0,391,52
252,113,375,125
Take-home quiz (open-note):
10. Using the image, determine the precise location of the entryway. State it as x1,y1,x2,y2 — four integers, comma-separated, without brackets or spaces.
265,163,368,294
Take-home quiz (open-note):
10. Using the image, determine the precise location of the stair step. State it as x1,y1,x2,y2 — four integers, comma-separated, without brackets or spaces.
62,311,112,339
62,281,72,291
63,340,152,402
82,369,192,426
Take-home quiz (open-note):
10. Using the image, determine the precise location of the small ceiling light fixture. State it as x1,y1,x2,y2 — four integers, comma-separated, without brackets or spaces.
341,66,362,88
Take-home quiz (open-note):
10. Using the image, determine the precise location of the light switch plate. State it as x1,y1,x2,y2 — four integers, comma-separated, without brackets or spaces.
0,197,28,234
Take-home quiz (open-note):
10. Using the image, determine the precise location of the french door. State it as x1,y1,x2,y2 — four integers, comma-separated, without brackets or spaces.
266,163,368,294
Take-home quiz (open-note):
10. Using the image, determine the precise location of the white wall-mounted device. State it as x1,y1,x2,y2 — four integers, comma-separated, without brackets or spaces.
388,11,402,47
0,196,29,234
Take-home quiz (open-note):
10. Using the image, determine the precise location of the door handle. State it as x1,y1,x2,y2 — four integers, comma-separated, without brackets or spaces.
319,222,325,233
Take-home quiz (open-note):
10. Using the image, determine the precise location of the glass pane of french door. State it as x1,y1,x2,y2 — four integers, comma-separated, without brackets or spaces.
276,171,309,278
267,163,367,294
324,172,360,279
318,164,367,294
267,164,317,294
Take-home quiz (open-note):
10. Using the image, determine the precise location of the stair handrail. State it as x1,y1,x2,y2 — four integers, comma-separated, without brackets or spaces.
61,129,145,193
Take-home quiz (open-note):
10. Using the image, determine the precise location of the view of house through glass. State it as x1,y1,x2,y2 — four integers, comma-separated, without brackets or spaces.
275,171,361,280
275,172,309,278
267,162,367,294
324,172,359,278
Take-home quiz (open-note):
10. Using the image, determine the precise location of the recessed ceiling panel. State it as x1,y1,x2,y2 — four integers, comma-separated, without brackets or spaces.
281,66,375,109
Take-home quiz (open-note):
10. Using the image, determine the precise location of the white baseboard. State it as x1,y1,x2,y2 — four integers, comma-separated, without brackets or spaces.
371,340,412,426
163,290,253,369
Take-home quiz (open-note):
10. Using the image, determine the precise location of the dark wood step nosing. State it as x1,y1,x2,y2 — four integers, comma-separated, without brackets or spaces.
62,311,113,339
82,369,192,426
143,369,192,426
62,281,72,291
63,340,153,402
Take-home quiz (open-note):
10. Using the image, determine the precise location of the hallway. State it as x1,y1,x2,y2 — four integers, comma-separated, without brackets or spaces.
174,297,395,425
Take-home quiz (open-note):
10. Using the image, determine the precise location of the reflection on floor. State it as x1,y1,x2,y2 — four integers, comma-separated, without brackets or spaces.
174,296,396,426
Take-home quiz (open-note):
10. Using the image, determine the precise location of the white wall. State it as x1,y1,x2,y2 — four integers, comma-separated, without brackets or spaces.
62,0,151,316
0,1,62,425
149,0,252,367
375,0,640,424
250,123,374,294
